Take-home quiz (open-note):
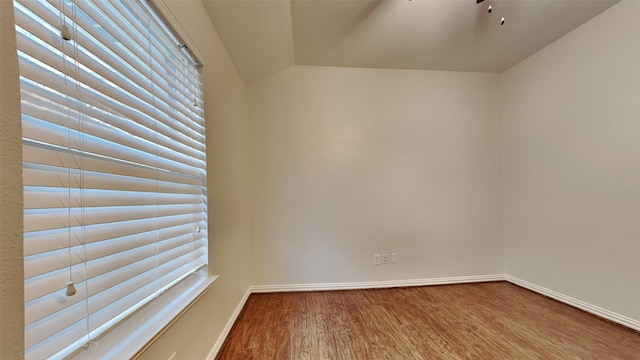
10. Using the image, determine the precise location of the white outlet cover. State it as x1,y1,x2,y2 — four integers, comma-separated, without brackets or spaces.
373,254,381,265
382,254,390,264
391,253,398,263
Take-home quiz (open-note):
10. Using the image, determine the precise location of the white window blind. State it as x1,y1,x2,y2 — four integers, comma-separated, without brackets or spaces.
14,0,207,359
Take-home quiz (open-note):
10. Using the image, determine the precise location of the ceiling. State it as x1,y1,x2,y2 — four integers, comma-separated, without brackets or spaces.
202,0,620,84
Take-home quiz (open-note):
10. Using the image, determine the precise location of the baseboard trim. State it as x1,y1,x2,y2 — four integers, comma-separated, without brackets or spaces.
250,274,505,293
505,275,640,332
205,287,252,360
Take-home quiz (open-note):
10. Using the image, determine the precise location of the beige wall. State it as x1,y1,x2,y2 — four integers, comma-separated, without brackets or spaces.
502,0,640,321
249,66,502,285
133,1,253,359
0,0,24,358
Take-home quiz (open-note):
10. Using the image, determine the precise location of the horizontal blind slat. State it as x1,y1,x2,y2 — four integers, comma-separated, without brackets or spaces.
105,0,207,135
26,246,205,345
17,0,207,357
80,0,189,94
26,241,200,326
16,9,205,140
23,164,203,194
25,227,204,280
24,186,205,210
23,144,205,187
22,114,204,177
19,80,205,160
18,51,205,155
19,84,206,166
24,204,204,232
25,213,202,257
25,235,206,304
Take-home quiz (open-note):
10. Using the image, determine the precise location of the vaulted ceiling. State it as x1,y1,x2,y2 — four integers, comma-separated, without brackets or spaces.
202,0,619,84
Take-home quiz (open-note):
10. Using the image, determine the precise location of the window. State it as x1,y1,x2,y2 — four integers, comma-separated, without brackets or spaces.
15,0,208,358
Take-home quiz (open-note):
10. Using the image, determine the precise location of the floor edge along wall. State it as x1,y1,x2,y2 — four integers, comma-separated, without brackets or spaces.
206,274,640,360
504,275,640,332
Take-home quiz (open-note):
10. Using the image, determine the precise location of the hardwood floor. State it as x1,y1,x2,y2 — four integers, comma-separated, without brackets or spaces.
216,281,640,360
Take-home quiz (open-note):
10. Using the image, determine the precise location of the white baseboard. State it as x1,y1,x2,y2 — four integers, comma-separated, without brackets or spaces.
205,287,252,360
505,275,640,332
250,274,504,293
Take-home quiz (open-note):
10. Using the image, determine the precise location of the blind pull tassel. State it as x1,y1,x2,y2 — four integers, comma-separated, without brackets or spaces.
61,24,72,41
65,281,77,297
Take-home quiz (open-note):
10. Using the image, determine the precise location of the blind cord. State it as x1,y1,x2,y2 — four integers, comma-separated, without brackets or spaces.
141,0,162,291
190,50,199,108
182,47,196,271
69,0,93,346
60,0,77,299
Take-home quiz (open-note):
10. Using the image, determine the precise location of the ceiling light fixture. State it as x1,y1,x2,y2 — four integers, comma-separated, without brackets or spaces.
477,0,505,26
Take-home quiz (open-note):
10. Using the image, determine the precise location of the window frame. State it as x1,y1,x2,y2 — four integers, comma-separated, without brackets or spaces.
15,0,215,358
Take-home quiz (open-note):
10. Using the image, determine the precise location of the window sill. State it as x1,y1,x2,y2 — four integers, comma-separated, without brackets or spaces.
70,269,218,360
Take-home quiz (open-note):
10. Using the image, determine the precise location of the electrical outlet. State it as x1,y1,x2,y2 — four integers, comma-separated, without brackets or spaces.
391,253,398,263
382,254,390,264
373,254,381,265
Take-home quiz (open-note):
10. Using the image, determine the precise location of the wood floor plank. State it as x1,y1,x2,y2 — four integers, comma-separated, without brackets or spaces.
216,282,640,360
